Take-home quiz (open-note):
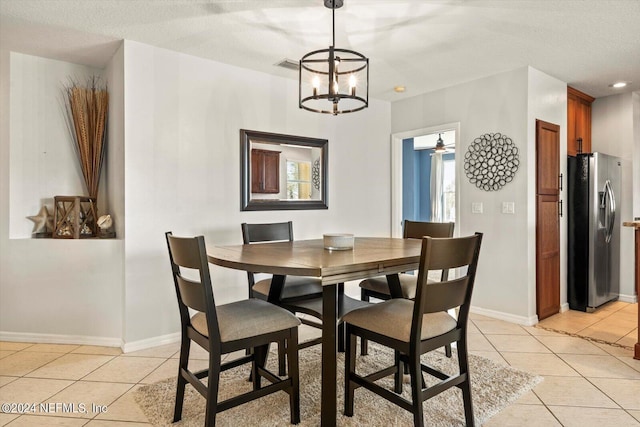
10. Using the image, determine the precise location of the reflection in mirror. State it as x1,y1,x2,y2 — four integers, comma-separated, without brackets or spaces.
241,130,328,211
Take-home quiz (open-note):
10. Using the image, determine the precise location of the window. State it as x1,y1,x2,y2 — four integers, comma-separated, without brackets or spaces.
442,158,456,222
286,160,312,200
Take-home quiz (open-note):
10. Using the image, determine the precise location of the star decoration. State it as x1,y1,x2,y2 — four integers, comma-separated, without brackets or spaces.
27,206,54,233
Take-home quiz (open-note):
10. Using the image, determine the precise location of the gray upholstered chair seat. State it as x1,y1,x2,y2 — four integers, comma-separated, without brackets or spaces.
192,299,301,343
252,276,323,301
342,298,457,343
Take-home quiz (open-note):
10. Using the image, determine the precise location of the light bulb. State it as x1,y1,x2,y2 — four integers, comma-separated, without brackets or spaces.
312,76,320,98
349,75,357,96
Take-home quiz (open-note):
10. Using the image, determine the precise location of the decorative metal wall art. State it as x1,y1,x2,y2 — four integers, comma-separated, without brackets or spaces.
312,159,321,190
464,133,519,191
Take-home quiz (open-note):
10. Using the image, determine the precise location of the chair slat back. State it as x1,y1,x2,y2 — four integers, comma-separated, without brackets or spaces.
403,220,455,281
413,233,482,330
403,220,454,239
165,232,220,340
242,221,293,244
175,276,209,313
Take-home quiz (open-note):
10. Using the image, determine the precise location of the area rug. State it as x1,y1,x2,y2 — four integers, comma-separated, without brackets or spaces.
134,343,542,426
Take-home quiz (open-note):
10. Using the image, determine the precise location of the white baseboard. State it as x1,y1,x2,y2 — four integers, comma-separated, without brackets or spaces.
618,294,638,304
121,332,180,353
470,306,538,326
560,302,570,313
0,331,122,348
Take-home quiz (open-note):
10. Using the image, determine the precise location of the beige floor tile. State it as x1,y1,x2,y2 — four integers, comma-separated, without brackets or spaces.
472,320,529,335
0,351,15,360
82,357,165,383
617,356,640,373
484,403,561,426
514,390,543,405
4,415,87,426
549,405,640,426
138,357,208,385
559,354,640,379
0,377,18,387
466,333,495,352
620,303,638,315
579,323,636,343
468,313,496,321
468,350,508,365
533,376,618,408
0,413,19,426
0,378,73,404
467,322,481,334
169,344,208,360
630,410,640,422
121,342,180,358
0,352,62,376
595,343,636,358
94,384,149,423
84,420,151,426
25,354,115,380
501,352,579,376
44,381,133,419
524,326,564,337
535,335,608,355
70,346,122,356
24,344,81,354
589,378,640,410
485,335,551,353
0,342,33,351
618,330,639,348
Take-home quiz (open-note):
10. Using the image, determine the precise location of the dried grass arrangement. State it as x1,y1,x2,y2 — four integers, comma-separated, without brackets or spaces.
63,76,109,200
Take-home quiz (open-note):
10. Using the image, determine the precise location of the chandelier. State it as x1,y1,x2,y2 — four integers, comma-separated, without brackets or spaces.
299,0,369,115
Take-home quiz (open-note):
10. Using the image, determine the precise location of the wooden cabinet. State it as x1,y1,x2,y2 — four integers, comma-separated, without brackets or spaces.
567,86,595,156
251,149,280,193
536,120,561,320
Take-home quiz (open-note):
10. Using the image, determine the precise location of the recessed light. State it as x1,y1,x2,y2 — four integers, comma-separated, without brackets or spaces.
394,86,406,93
609,81,628,89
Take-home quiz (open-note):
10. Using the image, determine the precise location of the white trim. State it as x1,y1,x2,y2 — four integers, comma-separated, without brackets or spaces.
0,331,122,348
560,302,570,313
121,332,180,353
470,306,538,326
391,123,461,239
618,294,638,304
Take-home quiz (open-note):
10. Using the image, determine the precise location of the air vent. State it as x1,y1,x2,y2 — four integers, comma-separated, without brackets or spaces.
275,59,300,71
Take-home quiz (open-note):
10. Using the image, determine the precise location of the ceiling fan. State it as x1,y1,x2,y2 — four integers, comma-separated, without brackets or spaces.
431,133,455,154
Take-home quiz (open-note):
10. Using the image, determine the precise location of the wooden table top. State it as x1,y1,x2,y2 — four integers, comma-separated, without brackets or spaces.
207,237,423,285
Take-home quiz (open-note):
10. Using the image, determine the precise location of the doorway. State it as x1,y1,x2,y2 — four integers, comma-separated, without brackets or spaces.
391,123,460,237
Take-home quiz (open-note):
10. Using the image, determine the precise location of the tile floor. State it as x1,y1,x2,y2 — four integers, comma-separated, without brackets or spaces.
537,301,638,349
0,312,639,426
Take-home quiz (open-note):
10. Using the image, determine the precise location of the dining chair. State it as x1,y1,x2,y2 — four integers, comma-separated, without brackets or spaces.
358,220,455,355
242,221,324,374
242,222,370,369
343,233,483,427
165,232,301,427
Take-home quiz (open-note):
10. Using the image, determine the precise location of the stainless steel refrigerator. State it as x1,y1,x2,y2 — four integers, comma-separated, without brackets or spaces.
568,152,621,312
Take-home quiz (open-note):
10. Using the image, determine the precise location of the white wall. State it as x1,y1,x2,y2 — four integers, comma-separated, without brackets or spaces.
0,48,124,345
121,41,391,346
592,92,637,301
392,66,567,323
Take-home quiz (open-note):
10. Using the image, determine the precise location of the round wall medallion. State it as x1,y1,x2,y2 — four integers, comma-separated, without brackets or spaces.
464,133,519,191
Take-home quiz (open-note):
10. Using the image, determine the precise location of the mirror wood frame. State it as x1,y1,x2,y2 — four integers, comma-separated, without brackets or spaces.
240,129,328,211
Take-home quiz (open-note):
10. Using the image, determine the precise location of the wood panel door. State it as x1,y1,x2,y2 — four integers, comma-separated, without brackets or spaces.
536,120,561,320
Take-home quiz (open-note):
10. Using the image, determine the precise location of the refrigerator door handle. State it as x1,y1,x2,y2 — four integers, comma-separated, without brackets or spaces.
604,180,616,243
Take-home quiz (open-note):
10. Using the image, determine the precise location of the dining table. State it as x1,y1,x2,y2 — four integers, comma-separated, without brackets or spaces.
207,236,423,427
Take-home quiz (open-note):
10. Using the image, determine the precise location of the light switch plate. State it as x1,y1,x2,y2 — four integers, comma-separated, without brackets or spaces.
472,202,483,214
502,202,515,214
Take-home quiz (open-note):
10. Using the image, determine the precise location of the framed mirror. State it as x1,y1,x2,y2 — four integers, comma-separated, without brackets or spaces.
241,129,328,211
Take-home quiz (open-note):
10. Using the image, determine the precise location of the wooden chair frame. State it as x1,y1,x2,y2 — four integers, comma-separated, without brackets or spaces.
345,233,482,427
166,232,300,426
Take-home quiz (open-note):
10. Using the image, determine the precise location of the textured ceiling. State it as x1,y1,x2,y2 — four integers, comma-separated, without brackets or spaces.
1,0,639,101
